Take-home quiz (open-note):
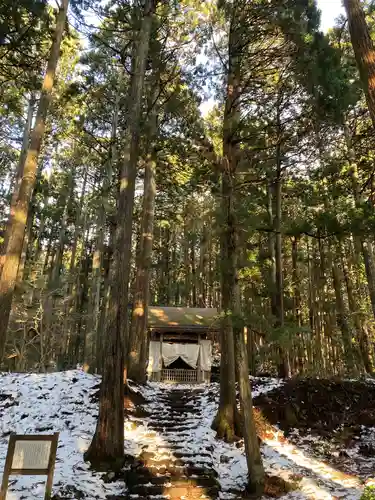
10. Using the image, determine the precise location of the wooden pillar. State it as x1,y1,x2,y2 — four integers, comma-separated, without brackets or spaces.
197,333,203,383
157,332,163,382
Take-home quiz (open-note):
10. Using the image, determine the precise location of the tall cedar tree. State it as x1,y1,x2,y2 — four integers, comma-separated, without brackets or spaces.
85,0,156,465
0,0,70,362
344,0,375,129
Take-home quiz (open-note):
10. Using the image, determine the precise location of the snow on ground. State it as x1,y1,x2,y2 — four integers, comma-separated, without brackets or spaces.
127,378,367,499
0,370,124,499
0,370,371,499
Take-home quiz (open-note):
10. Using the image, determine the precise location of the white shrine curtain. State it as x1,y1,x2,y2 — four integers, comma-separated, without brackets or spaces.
162,343,200,369
199,340,212,371
148,341,161,372
161,343,179,367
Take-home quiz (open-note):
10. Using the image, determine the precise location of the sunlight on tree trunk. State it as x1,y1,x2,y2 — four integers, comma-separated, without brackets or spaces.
0,0,70,363
344,0,375,129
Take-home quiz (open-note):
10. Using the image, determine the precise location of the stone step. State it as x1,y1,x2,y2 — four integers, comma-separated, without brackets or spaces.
127,496,169,500
158,401,200,407
148,419,197,425
148,424,198,432
147,458,214,468
131,464,217,479
152,445,212,453
147,411,197,418
152,432,193,439
146,419,196,426
144,453,213,468
166,403,196,408
128,475,219,489
130,483,219,498
151,406,198,412
173,451,212,459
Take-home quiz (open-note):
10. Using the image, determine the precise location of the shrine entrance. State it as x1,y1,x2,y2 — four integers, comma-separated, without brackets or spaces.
147,307,218,384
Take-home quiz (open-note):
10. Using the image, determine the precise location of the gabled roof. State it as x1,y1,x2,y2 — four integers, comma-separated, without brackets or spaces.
148,307,219,331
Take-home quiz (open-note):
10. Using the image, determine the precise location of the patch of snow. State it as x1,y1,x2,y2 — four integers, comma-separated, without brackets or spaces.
0,370,124,499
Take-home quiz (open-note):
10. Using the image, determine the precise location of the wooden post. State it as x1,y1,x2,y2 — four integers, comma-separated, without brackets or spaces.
45,432,59,499
0,434,16,500
158,332,163,382
1,433,59,500
197,333,203,383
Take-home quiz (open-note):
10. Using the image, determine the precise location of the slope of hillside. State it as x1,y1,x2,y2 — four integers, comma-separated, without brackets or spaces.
0,370,372,499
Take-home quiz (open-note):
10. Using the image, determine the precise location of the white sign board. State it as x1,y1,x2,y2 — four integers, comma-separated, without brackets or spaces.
0,433,59,500
12,440,52,470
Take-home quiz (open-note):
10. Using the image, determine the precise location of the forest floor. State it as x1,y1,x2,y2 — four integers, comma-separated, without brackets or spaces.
0,370,374,499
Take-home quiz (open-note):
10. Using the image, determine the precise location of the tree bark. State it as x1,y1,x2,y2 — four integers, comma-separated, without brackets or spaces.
340,242,373,373
274,140,290,378
85,0,155,465
91,82,120,373
343,121,375,320
58,171,86,366
0,95,35,278
292,237,304,374
191,233,197,307
199,225,209,307
183,213,191,306
16,207,34,284
212,4,265,490
127,68,159,382
234,301,265,495
0,0,69,362
128,153,156,382
330,244,357,374
212,6,240,443
344,0,375,129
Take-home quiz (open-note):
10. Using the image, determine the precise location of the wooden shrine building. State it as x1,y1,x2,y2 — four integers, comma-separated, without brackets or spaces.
147,307,218,384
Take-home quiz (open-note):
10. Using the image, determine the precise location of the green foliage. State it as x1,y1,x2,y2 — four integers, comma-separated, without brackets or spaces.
277,1,357,120
361,486,375,500
2,0,375,381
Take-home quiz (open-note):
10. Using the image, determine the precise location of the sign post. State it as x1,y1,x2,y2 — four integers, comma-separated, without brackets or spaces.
0,433,59,500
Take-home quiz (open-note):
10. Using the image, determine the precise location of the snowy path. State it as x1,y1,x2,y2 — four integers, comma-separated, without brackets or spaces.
123,386,220,499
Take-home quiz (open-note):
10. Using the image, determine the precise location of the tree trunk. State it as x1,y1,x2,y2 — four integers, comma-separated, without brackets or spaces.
274,148,290,378
0,95,35,277
344,0,375,129
212,165,239,443
183,214,191,306
72,238,90,365
292,237,304,373
91,82,120,372
330,244,357,374
16,207,34,284
59,171,86,366
234,296,265,495
191,234,197,307
344,121,375,320
96,228,115,374
163,227,171,305
127,70,158,382
340,242,373,373
128,153,156,382
85,0,155,465
0,0,69,362
212,6,265,490
212,8,240,443
267,183,277,318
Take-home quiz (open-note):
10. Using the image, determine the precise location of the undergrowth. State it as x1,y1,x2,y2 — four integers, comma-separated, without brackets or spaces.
361,486,375,499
